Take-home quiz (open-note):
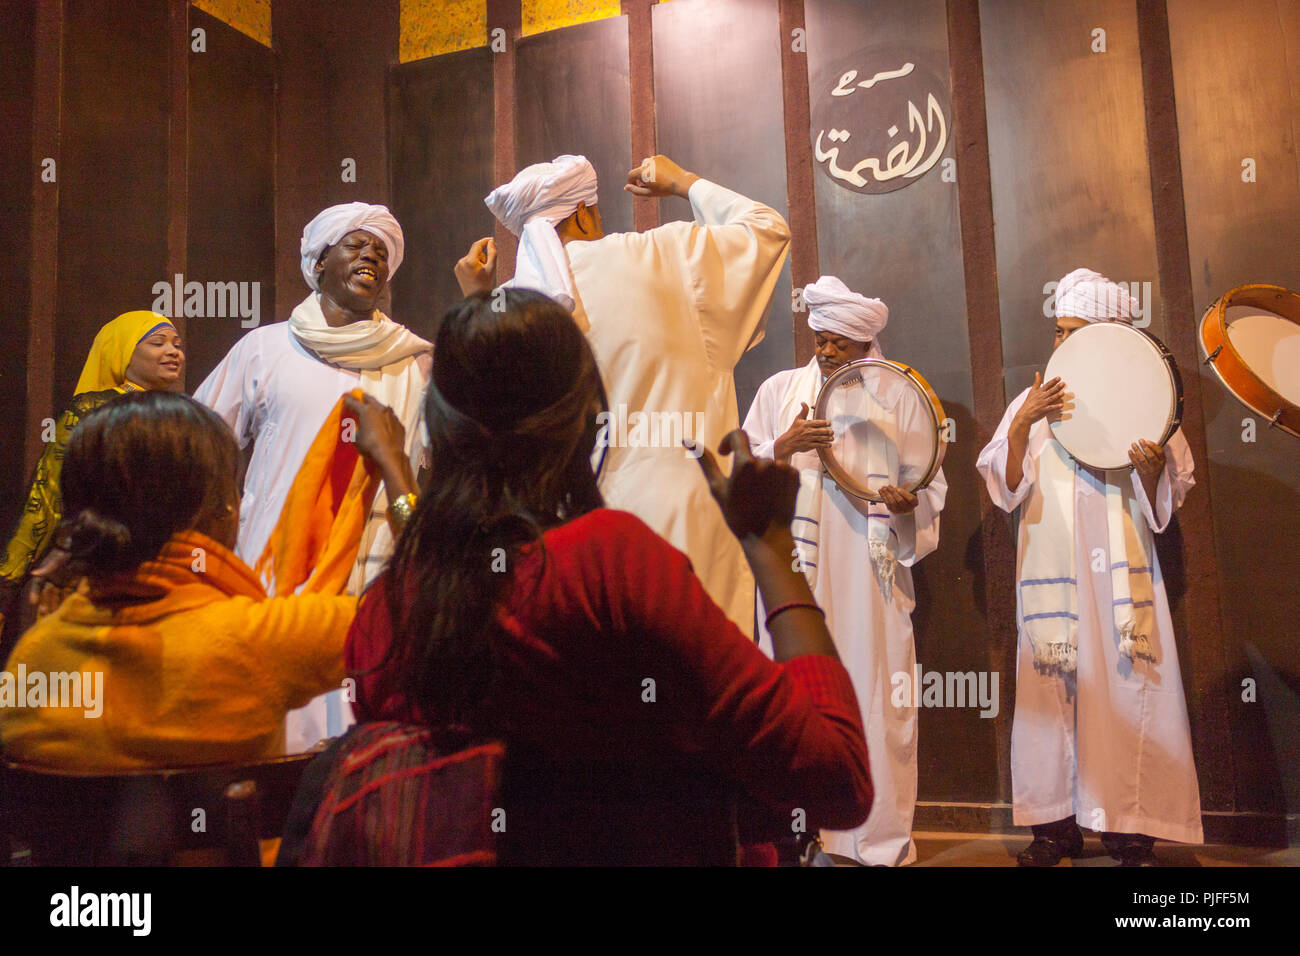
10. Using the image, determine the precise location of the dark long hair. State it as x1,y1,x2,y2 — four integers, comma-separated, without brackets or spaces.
57,391,241,577
379,289,607,726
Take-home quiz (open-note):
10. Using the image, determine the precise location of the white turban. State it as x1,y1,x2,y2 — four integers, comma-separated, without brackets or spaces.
484,154,599,235
804,276,888,356
484,155,599,312
1054,267,1134,323
300,202,405,291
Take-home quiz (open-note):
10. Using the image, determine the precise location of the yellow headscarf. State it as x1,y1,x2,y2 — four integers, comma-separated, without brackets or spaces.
74,311,176,396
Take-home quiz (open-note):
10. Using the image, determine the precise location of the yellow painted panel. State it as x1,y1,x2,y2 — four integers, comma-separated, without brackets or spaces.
521,0,623,37
192,0,271,48
401,0,488,62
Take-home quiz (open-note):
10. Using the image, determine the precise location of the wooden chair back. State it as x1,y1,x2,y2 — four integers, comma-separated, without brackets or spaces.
0,752,316,866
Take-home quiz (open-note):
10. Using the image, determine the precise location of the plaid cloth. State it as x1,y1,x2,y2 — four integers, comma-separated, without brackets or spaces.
290,722,504,866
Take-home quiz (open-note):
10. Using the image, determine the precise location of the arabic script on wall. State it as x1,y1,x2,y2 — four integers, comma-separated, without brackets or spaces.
811,51,952,195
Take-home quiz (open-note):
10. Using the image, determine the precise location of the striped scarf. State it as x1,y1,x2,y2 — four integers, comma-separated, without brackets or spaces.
1016,438,1157,671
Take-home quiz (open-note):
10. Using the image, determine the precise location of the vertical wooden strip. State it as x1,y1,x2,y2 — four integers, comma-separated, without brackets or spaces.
623,0,657,232
389,49,496,339
188,9,276,382
653,0,790,414
778,0,818,364
25,0,62,477
167,0,188,380
947,0,1015,802
1135,0,1234,813
488,0,520,278
516,20,632,234
272,0,400,320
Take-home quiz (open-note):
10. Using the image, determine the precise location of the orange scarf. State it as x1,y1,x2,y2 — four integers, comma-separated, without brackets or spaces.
78,530,266,619
254,389,380,597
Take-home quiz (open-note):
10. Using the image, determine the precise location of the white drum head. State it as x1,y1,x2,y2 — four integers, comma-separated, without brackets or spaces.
1224,305,1300,407
815,360,943,499
1044,322,1177,470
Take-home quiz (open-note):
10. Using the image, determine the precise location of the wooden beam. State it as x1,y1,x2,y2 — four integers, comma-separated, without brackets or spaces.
778,0,818,365
25,0,62,477
946,0,1016,802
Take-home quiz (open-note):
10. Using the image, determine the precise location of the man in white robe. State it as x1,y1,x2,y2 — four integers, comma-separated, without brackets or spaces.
743,277,947,866
194,202,431,751
475,154,790,636
975,267,1202,866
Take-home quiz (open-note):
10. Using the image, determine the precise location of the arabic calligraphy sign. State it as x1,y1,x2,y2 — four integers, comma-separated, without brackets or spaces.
811,49,952,195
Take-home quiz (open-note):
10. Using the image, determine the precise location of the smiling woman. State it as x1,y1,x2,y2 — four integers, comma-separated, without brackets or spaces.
0,311,184,655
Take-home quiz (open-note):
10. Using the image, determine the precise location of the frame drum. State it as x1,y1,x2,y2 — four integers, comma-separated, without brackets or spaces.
812,358,947,502
1199,284,1300,438
1043,322,1183,470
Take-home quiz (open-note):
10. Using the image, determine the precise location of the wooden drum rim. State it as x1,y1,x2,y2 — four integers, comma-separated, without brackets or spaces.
812,357,948,503
1199,283,1300,438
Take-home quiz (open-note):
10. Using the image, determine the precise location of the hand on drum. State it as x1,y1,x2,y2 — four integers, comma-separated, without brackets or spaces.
878,485,918,514
1128,438,1166,478
1015,372,1068,427
774,402,834,463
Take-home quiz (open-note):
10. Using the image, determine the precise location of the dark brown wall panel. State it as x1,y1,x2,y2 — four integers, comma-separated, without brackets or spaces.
186,9,275,385
1168,0,1300,815
55,0,170,407
273,0,400,319
806,0,988,803
982,0,1163,400
653,0,792,418
0,0,36,535
514,17,633,241
389,47,497,341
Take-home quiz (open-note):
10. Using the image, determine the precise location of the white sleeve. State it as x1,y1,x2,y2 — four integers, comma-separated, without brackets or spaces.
1132,427,1195,533
893,466,946,566
192,333,259,448
976,388,1037,513
680,179,791,372
742,374,786,461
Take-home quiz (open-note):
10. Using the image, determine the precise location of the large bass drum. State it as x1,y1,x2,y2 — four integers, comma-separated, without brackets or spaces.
812,358,947,502
1199,283,1300,438
1043,321,1183,470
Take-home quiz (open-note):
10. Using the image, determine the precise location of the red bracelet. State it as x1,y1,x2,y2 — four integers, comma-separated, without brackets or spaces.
765,601,825,628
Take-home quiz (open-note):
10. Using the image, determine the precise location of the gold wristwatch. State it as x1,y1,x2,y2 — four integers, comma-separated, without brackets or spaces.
387,492,417,535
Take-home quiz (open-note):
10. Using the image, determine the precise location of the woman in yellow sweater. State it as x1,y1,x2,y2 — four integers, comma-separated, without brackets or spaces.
0,389,413,771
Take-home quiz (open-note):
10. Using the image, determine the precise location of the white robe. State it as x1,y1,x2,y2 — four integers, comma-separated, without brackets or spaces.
744,361,947,866
193,321,430,752
565,179,790,636
976,388,1203,843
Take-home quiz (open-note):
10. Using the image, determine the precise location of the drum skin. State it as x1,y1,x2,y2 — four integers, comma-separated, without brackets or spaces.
812,358,947,502
1199,283,1300,439
1044,323,1183,470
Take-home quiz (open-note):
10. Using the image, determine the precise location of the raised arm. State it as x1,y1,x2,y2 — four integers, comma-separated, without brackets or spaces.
977,387,1043,513
249,593,357,712
628,155,791,370
1129,428,1194,533
610,505,872,831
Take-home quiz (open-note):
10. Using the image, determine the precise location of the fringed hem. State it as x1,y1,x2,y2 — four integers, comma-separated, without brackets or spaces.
869,538,896,602
1030,638,1077,674
1118,624,1156,662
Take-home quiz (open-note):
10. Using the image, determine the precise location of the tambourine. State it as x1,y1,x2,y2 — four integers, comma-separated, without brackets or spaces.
1044,322,1183,470
1199,283,1300,438
812,358,947,502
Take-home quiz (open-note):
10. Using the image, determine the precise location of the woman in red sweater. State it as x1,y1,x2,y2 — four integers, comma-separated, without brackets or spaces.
345,290,872,865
